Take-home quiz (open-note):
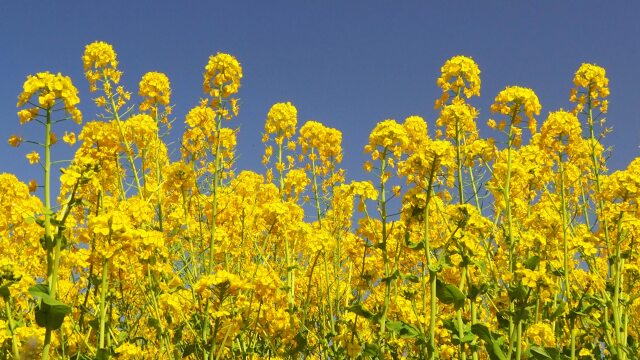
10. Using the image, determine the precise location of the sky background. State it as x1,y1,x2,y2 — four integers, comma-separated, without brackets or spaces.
1,1,639,193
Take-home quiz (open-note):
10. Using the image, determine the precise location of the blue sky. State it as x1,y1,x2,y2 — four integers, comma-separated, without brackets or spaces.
1,1,639,190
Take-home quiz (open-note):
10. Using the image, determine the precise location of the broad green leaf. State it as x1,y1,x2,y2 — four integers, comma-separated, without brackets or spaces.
471,324,507,360
385,320,420,338
528,345,552,359
436,280,465,309
346,303,376,320
524,255,540,270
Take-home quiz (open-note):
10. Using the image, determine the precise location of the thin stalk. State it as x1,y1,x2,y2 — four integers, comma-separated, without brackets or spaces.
98,257,109,350
421,156,438,359
504,108,517,360
378,154,390,353
5,298,20,359
558,158,575,359
42,107,54,360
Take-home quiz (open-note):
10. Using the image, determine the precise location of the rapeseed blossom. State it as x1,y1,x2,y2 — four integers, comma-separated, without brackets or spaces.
3,42,640,360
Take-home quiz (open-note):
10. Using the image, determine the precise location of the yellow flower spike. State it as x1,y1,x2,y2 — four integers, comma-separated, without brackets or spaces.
437,99,479,140
571,63,609,115
265,102,298,140
17,72,82,123
538,110,584,158
490,86,541,147
83,41,120,90
437,55,481,103
203,53,242,98
139,71,171,115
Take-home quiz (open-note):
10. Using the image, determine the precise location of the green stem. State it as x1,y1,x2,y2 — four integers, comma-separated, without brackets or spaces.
5,298,20,359
504,108,517,360
558,158,575,359
378,154,390,353
208,114,222,274
42,107,54,360
98,256,110,350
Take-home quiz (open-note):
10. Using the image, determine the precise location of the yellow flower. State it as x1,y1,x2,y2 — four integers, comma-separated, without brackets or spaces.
17,72,82,123
437,98,478,140
450,253,463,266
83,41,120,90
365,119,408,159
28,179,37,193
526,322,555,347
17,108,39,124
139,71,171,114
436,55,481,106
537,110,583,158
203,53,242,98
26,151,40,165
8,134,22,147
490,86,541,143
571,63,609,115
63,131,76,146
115,342,144,359
265,102,298,139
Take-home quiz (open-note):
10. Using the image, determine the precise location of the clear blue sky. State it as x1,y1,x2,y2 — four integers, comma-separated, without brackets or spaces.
1,1,639,188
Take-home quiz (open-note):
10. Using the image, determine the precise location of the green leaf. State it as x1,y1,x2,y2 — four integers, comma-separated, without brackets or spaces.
406,240,425,251
549,302,565,321
346,303,376,320
452,332,475,345
28,284,50,298
29,284,72,331
471,324,507,360
382,270,401,284
528,345,552,359
401,273,420,283
0,284,11,299
471,323,492,342
524,255,540,270
385,320,420,338
468,283,489,300
147,317,162,333
361,343,380,357
508,284,528,302
436,280,465,309
95,347,111,360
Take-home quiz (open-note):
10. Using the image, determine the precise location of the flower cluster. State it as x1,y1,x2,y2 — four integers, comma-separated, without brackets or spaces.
82,41,121,90
138,71,172,116
570,63,609,114
17,72,82,123
436,55,481,107
203,53,242,99
3,43,640,360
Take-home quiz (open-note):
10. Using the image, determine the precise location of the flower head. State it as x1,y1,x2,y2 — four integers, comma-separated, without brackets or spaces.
203,53,242,98
537,110,584,158
436,55,481,107
265,102,298,141
139,71,171,116
437,99,478,140
489,86,541,143
17,72,82,123
83,41,120,91
570,63,609,115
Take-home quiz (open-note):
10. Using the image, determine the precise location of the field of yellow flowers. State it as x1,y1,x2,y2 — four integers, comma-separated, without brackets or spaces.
1,41,639,360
